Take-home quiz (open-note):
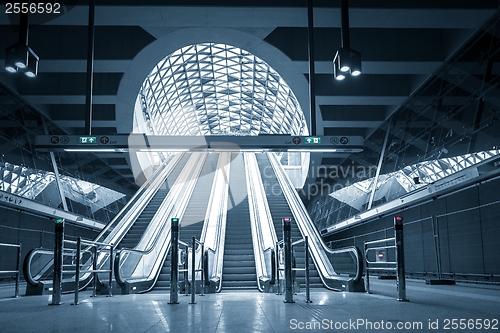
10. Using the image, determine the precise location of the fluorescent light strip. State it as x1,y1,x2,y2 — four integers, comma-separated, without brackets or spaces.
64,149,120,152
138,148,189,152
288,149,337,152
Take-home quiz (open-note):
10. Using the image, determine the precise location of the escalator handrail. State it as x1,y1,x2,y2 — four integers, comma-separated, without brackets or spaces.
95,155,173,242
24,154,182,289
244,153,278,292
199,153,231,292
115,153,207,290
98,153,183,247
268,153,363,287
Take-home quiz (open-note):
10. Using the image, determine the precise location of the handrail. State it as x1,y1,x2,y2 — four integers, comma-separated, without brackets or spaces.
24,154,182,290
0,242,22,298
268,153,363,290
244,153,277,292
98,153,183,247
72,237,114,305
82,154,183,287
115,153,207,292
364,231,407,300
199,152,231,292
95,154,175,243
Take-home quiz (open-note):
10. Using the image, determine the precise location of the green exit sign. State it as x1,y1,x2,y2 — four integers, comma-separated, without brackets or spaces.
79,136,97,144
305,137,321,144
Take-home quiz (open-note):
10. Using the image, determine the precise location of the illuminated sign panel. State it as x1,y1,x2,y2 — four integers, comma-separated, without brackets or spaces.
79,136,97,144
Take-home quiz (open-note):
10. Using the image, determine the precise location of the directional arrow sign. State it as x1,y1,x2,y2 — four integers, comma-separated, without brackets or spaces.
305,137,321,144
79,136,97,144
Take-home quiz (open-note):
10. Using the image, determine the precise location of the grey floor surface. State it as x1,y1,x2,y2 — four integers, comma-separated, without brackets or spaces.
0,279,499,332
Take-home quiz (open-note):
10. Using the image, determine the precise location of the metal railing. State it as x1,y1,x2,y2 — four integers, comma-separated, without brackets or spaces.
0,242,21,298
268,153,363,291
200,153,231,292
23,156,180,291
64,237,114,305
244,152,277,292
115,153,206,292
290,236,313,303
169,233,206,304
364,216,407,301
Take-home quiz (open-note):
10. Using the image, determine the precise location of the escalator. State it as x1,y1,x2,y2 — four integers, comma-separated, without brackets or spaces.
221,153,257,290
24,153,189,294
155,153,220,290
255,153,323,288
118,190,168,250
115,153,208,293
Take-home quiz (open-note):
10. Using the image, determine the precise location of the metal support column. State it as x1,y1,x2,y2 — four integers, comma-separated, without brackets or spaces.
368,122,391,210
72,237,81,305
431,215,442,280
91,245,97,297
275,242,281,295
84,0,95,135
189,236,196,304
364,241,370,294
283,218,294,303
41,117,68,212
200,243,205,296
50,218,64,305
14,243,21,298
394,216,408,301
307,0,317,136
305,236,312,303
169,218,179,304
107,244,114,297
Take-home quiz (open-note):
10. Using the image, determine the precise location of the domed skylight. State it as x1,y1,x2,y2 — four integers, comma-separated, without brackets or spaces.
138,43,308,136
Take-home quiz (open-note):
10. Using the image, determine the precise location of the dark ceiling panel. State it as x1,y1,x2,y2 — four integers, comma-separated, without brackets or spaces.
325,127,367,136
265,28,452,62
16,73,123,95
63,0,498,8
320,105,387,121
48,105,115,121
313,74,413,96
0,26,156,60
68,127,117,135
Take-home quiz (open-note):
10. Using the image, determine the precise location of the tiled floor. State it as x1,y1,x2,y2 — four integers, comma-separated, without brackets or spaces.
0,279,499,332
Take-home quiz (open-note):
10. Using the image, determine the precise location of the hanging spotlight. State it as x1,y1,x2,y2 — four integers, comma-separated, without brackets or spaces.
4,45,18,73
23,47,39,77
350,49,362,76
333,0,361,80
4,9,39,78
5,44,39,77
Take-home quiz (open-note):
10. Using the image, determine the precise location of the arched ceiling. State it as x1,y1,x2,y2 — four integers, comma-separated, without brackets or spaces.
138,43,308,137
0,1,499,192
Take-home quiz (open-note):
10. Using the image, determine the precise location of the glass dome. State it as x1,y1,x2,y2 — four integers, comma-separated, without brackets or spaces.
138,43,308,136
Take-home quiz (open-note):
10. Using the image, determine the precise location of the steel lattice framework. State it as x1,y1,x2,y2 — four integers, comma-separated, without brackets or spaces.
139,43,308,136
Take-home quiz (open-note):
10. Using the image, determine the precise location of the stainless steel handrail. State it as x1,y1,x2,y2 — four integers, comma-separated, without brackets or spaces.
24,154,182,289
115,153,207,292
69,237,114,305
0,242,22,298
268,153,363,290
199,152,231,292
243,153,277,292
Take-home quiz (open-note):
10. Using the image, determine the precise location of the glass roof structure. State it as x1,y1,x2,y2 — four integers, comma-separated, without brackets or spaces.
330,150,500,212
138,43,308,136
0,161,125,214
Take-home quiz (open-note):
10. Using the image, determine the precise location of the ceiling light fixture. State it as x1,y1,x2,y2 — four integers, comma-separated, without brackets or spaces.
4,8,39,78
333,0,361,81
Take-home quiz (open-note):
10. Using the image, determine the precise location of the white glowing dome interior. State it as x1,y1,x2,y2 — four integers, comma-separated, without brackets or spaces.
138,43,308,136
